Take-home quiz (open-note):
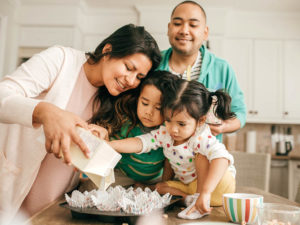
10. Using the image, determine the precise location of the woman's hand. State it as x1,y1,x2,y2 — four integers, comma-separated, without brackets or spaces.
33,102,90,165
87,124,109,141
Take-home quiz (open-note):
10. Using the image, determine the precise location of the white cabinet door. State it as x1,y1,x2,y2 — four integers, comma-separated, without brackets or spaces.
270,160,289,198
223,39,253,120
288,160,300,201
283,41,300,121
252,40,283,122
215,39,300,124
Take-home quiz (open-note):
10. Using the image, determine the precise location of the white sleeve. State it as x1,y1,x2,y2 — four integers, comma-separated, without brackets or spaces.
136,128,163,154
194,132,234,166
0,46,65,127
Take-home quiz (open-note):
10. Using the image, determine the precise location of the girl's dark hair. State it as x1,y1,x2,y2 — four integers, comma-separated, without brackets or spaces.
98,70,179,136
88,24,161,129
166,80,235,121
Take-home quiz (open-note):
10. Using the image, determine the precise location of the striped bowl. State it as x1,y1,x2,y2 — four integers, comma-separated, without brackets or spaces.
223,193,263,224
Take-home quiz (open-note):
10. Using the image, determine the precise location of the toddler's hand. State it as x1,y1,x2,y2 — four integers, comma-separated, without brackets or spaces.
179,193,210,219
191,192,212,215
88,124,109,141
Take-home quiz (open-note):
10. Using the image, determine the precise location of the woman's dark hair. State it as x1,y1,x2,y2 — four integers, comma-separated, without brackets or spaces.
165,79,236,121
95,70,179,136
86,24,161,69
88,24,161,129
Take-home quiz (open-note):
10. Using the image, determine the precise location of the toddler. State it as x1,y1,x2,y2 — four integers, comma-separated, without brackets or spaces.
109,79,236,219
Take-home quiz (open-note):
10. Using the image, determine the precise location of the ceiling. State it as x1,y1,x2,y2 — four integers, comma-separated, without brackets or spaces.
20,0,300,12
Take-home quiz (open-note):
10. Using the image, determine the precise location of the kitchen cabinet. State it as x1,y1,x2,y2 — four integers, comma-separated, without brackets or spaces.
270,159,288,198
283,41,300,121
223,38,300,124
288,159,300,201
252,40,282,121
223,39,252,119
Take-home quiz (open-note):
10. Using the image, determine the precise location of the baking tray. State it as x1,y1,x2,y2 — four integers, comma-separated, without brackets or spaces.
60,195,182,224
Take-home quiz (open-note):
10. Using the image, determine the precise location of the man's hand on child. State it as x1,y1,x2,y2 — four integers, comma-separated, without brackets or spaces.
208,122,224,136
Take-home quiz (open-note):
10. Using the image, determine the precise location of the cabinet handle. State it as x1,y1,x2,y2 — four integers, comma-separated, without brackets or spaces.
254,111,258,115
249,110,253,114
284,111,289,115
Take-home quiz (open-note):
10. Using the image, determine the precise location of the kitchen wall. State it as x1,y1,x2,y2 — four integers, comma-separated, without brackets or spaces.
225,124,300,156
1,0,300,153
0,0,19,76
0,0,299,202
2,0,300,74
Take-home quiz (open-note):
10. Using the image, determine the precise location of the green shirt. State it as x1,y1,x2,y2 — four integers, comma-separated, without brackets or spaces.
157,45,247,142
111,121,165,181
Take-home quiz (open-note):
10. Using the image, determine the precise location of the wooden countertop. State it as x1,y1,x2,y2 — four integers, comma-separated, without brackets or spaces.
272,146,300,160
26,186,300,225
272,155,300,160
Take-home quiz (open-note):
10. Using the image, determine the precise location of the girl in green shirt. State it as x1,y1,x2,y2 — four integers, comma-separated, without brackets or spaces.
99,71,180,186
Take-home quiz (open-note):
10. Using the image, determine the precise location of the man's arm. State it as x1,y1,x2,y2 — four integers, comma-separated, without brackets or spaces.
210,62,246,136
225,64,247,129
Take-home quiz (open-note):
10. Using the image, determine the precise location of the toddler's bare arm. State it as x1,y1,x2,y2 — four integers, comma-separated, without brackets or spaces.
109,138,143,153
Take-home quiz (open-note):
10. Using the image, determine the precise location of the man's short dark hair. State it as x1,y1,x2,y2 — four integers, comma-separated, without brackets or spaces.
171,1,207,21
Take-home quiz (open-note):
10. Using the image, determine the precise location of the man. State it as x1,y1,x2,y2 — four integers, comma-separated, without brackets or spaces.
158,0,246,142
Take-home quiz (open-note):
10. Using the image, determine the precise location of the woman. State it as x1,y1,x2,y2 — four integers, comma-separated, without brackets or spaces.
0,24,161,223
